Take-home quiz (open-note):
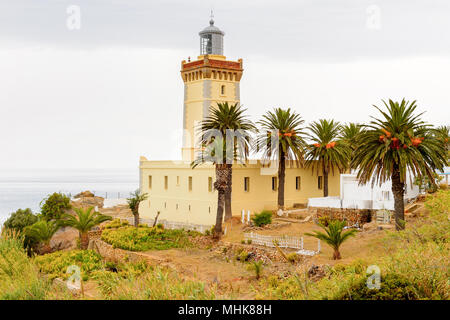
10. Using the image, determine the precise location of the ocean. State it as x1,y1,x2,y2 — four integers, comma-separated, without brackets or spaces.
0,168,139,225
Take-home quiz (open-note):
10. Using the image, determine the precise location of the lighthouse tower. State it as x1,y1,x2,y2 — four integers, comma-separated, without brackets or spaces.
180,17,243,162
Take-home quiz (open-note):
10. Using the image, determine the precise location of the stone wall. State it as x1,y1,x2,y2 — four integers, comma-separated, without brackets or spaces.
308,207,373,226
89,239,167,265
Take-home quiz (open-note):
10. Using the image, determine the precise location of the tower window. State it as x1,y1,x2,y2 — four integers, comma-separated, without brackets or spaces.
148,176,152,189
296,176,301,190
176,176,180,186
272,177,277,191
188,176,193,191
221,85,225,95
164,176,168,190
208,177,213,192
318,176,323,190
244,177,250,192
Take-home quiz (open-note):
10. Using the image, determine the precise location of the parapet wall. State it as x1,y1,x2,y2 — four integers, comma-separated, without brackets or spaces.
308,207,375,226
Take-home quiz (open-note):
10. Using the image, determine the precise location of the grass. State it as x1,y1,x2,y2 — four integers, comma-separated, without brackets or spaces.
95,266,217,300
101,224,201,251
0,230,72,300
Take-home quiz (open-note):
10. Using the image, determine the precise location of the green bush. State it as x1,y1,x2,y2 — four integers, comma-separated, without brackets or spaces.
3,209,39,252
101,226,200,251
40,193,72,220
3,208,38,231
336,273,418,300
251,210,272,227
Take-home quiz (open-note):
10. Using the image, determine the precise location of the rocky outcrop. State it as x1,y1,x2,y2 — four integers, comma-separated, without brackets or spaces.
50,227,79,251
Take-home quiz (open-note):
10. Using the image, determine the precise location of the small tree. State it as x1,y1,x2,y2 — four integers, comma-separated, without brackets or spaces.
3,208,39,253
24,220,59,254
305,220,357,260
40,192,72,220
4,208,38,232
127,189,149,227
61,207,112,249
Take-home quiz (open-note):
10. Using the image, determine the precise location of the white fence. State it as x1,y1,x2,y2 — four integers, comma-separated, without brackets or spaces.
244,232,320,255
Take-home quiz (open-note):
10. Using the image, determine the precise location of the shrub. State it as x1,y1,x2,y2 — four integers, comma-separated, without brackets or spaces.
247,239,252,244
3,209,39,252
103,219,126,229
252,210,272,227
249,261,263,280
3,208,38,231
33,249,104,280
101,226,200,251
286,252,298,263
438,183,447,190
40,193,72,220
236,250,249,262
240,240,245,244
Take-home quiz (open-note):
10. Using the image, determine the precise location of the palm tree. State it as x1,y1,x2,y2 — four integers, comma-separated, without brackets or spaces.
257,108,306,209
305,220,357,260
61,207,112,249
24,220,59,254
435,125,449,155
352,99,447,230
305,119,350,197
127,189,149,227
340,123,364,168
192,102,255,238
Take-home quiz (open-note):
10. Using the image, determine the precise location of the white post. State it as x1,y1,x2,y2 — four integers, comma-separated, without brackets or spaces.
247,210,250,223
241,209,245,224
301,237,303,250
317,239,321,252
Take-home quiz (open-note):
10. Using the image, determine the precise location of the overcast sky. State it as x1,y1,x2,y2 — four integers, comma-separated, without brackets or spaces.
0,0,449,169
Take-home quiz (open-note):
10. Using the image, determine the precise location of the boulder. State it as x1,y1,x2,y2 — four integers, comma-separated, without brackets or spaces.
74,191,95,198
362,221,378,232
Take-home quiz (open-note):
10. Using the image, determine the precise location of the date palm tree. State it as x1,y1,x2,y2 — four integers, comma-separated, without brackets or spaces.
257,108,306,209
352,99,447,230
340,122,364,168
61,207,112,249
24,220,59,255
127,189,149,227
305,119,350,197
192,102,255,238
305,220,357,260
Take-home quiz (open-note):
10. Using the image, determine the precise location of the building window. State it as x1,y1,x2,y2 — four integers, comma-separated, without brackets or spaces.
188,176,193,191
221,85,225,95
244,177,250,192
208,177,213,192
164,176,168,190
148,176,152,189
176,204,178,210
296,176,301,190
272,177,277,191
318,176,323,190
176,176,180,186
188,204,191,211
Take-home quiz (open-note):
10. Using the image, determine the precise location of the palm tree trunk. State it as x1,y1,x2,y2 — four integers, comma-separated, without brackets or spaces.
214,164,228,239
80,232,90,250
278,149,286,209
134,211,139,228
333,248,341,260
323,165,329,197
224,164,233,221
391,163,405,230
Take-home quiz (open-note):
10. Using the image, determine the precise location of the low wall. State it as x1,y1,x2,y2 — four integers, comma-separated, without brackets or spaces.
89,239,168,265
308,207,374,226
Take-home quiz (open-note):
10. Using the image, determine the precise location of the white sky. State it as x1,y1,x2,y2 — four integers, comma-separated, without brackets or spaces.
0,0,449,169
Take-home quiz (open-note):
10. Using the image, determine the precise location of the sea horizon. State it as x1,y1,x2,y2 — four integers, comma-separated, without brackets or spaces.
0,168,139,225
